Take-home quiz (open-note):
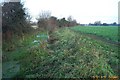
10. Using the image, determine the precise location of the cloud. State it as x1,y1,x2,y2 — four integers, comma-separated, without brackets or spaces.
23,0,119,23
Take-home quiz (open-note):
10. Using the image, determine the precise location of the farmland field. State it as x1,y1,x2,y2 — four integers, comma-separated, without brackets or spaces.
70,26,118,42
2,26,119,78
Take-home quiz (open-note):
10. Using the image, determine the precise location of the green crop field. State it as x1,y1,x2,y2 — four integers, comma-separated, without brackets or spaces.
70,26,118,42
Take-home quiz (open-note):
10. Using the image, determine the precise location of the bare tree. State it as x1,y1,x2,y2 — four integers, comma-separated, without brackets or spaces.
67,16,77,27
37,11,51,29
67,16,73,22
37,11,51,20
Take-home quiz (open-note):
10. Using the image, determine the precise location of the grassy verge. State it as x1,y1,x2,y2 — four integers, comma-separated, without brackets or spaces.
17,28,118,78
2,27,119,78
2,30,48,78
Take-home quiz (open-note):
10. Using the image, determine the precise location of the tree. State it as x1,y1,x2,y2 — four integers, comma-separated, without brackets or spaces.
25,11,32,23
112,22,117,26
94,21,101,26
37,11,51,20
58,18,69,27
37,11,58,36
67,16,73,22
102,23,108,26
37,11,51,29
2,1,32,41
71,19,77,26
48,16,57,30
67,16,77,27
67,16,73,27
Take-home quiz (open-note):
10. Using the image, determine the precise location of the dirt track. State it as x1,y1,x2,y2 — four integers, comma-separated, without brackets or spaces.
72,30,119,47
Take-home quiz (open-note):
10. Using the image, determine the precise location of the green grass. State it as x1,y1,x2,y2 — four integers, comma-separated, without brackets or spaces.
2,31,48,78
2,27,119,78
70,26,118,42
18,28,118,78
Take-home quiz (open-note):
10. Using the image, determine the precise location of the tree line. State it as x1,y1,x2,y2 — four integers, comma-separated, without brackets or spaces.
88,21,118,26
37,11,78,33
2,1,118,43
1,1,78,42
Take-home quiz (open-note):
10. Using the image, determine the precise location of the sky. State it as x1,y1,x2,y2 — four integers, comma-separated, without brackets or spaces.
1,0,119,24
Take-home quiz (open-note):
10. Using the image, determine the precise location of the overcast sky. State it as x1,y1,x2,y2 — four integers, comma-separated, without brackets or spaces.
17,0,120,23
